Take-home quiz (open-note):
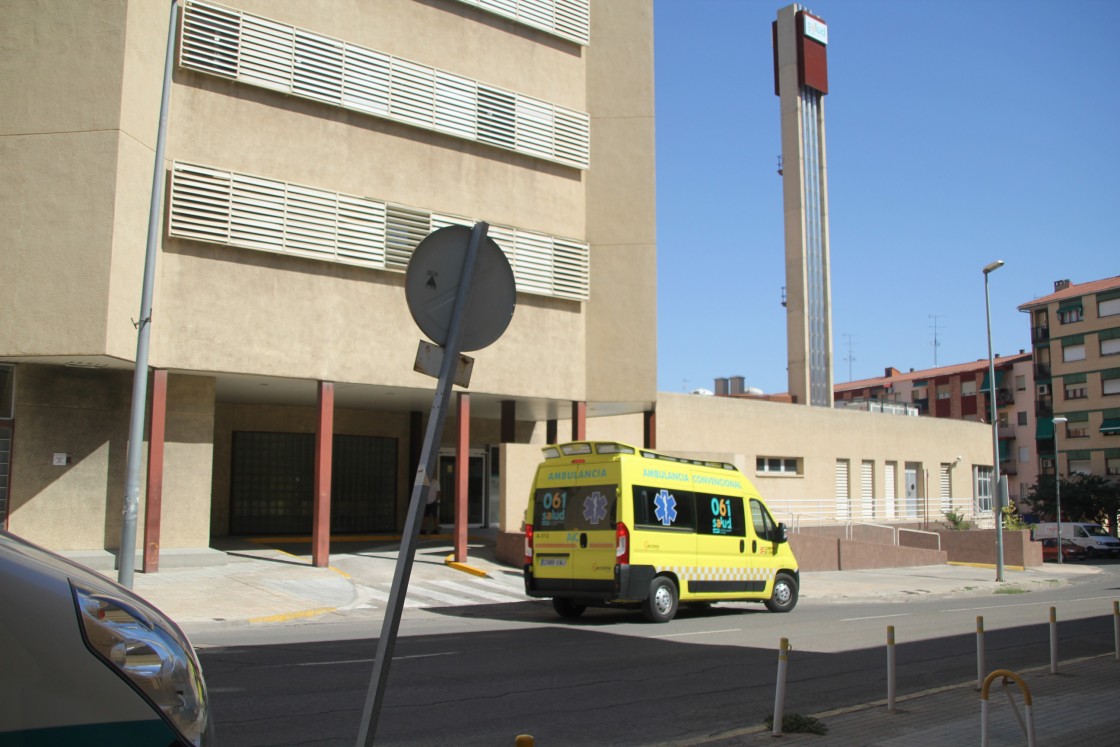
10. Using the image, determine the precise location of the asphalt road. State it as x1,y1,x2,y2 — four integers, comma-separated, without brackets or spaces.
197,563,1119,746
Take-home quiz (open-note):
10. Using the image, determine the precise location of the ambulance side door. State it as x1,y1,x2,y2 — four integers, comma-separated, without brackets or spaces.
694,493,749,598
747,498,784,597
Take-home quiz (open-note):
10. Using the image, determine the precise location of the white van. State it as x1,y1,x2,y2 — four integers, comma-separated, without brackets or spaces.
1032,522,1120,558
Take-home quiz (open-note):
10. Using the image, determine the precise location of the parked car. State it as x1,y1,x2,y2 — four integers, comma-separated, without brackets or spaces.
1039,537,1087,562
0,529,212,745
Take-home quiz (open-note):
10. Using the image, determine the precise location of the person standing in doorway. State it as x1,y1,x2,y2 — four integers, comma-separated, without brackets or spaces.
421,482,441,535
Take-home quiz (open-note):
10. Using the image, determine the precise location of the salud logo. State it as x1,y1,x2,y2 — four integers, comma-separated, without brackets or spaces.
654,489,678,526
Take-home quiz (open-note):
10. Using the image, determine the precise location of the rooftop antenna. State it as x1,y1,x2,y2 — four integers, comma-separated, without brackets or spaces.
929,314,943,366
780,286,787,308
842,333,855,382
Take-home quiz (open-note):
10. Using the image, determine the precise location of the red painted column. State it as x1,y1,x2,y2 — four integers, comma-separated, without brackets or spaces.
571,400,587,441
644,409,656,449
455,392,470,563
312,381,334,568
142,370,168,574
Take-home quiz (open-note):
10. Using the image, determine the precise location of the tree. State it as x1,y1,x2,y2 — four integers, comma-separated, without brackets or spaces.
1024,473,1120,535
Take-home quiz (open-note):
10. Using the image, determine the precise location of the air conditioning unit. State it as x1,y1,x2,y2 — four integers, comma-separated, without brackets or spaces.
1036,383,1050,396
1041,459,1054,468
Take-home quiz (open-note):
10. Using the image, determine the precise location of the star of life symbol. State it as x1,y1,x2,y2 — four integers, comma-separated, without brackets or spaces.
583,492,608,525
654,489,677,526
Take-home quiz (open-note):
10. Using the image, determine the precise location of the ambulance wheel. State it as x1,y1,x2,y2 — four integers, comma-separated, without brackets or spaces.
552,598,586,619
643,576,679,623
765,572,798,613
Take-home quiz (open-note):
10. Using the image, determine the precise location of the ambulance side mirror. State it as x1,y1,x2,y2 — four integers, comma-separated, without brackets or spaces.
776,523,788,543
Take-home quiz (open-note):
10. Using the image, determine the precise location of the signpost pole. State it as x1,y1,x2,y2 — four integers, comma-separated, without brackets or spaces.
356,222,489,747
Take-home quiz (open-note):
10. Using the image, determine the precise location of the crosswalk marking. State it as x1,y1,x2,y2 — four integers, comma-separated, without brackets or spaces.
351,572,529,611
431,579,521,603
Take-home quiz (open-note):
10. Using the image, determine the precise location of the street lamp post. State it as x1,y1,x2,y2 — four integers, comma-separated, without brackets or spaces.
983,260,1005,582
1052,416,1068,564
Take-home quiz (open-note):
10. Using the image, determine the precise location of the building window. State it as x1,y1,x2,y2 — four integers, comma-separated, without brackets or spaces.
936,385,951,400
1104,370,1120,396
168,162,591,302
1107,456,1120,476
1098,294,1120,318
961,380,977,397
975,465,993,513
1018,446,1029,463
1069,459,1092,475
179,1,592,169
1063,343,1086,362
1101,330,1120,356
1068,425,1090,438
1017,411,1028,426
1064,383,1088,400
1057,306,1083,324
1015,375,1026,391
452,0,591,45
757,457,800,475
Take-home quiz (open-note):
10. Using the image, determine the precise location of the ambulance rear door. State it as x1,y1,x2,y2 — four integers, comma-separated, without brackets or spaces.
531,461,620,590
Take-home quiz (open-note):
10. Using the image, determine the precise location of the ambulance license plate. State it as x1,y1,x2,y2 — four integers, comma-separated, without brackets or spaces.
540,558,567,567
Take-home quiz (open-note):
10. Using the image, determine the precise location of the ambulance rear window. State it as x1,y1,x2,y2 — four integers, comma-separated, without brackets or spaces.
533,485,617,531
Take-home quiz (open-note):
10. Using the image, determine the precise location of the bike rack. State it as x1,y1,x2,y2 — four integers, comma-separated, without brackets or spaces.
980,669,1035,747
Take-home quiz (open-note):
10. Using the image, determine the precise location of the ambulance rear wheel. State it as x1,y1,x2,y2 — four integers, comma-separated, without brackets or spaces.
765,572,798,613
552,598,586,619
643,576,678,623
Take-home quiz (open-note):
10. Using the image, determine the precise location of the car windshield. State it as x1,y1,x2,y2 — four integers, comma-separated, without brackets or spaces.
1083,525,1108,537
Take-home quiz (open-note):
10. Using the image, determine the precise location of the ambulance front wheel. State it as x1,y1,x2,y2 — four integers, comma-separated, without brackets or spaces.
765,572,798,613
643,576,679,623
552,598,586,619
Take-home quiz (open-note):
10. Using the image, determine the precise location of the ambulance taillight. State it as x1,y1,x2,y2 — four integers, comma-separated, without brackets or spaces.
524,524,534,566
615,522,630,565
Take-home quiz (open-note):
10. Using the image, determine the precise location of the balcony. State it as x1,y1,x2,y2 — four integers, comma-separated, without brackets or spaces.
997,422,1016,438
1035,401,1053,418
1034,363,1051,379
999,460,1018,475
1031,325,1050,343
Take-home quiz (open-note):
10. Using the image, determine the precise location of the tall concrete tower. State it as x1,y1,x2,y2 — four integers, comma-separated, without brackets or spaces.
773,5,833,407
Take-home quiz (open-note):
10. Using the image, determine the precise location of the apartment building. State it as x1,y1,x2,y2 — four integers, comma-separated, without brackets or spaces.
833,353,1038,503
0,0,656,554
1020,277,1120,482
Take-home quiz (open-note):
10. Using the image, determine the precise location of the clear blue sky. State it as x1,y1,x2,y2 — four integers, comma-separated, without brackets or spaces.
654,0,1119,395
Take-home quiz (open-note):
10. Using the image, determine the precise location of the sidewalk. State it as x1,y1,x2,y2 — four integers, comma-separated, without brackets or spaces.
694,655,1120,746
110,533,1100,631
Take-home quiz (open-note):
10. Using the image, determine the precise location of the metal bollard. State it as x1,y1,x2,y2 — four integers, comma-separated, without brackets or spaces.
514,735,534,747
976,616,985,690
886,625,896,713
772,637,790,737
1113,600,1119,662
1049,607,1058,674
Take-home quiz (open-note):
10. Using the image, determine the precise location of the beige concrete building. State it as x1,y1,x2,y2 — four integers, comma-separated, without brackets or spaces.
2,1,996,566
1,0,656,555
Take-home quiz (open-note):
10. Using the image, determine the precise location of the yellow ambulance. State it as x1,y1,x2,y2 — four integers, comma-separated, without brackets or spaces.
523,441,799,622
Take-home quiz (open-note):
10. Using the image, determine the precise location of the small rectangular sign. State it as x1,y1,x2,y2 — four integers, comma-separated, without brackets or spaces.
803,15,828,45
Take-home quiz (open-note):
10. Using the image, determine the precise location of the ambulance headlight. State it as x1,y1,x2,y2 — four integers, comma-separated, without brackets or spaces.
73,583,211,746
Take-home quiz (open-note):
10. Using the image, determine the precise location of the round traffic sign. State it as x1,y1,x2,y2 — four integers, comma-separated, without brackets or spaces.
404,224,516,352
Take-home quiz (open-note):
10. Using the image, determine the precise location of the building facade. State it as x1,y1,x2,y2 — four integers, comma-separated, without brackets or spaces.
833,353,1039,504
1,0,657,553
1020,277,1120,484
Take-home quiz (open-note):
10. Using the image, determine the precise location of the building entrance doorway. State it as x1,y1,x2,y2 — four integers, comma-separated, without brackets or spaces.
437,449,488,528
